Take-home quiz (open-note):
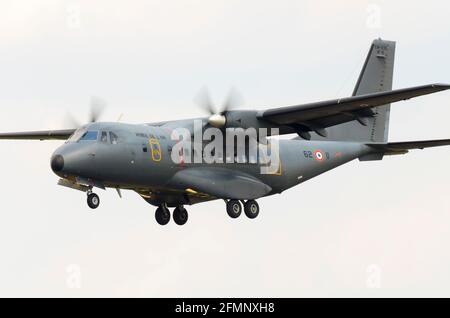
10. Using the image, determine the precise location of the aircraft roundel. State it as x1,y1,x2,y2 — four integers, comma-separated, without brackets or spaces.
314,150,324,161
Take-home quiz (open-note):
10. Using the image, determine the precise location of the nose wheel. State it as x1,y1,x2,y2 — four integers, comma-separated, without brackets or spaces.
87,192,100,209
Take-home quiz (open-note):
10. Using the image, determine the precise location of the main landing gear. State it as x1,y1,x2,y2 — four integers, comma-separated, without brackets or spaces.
226,200,242,218
87,190,100,209
226,199,260,219
244,200,259,219
155,205,189,226
155,205,171,225
173,206,188,226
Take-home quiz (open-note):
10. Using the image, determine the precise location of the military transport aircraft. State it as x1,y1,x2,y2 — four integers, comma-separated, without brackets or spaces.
1,39,450,226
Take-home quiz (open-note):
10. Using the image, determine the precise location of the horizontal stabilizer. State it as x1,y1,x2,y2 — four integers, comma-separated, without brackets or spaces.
368,138,450,155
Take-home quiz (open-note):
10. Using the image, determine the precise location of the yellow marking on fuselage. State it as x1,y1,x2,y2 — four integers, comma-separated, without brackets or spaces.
149,138,162,162
260,144,283,175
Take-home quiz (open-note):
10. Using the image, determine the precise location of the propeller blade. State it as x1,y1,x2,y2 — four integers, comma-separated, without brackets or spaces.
89,96,106,123
194,87,243,128
194,87,216,115
220,87,243,114
63,112,81,129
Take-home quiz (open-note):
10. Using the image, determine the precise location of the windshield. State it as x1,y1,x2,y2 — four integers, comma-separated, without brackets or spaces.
68,128,86,142
80,131,98,141
67,129,99,142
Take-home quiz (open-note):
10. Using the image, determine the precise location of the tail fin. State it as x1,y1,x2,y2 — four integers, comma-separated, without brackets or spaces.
325,38,396,142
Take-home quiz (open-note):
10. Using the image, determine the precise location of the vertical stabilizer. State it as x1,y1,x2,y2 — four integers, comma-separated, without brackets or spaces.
322,39,396,142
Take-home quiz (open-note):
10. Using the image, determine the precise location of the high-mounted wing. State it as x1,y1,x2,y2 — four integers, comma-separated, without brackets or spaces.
258,84,450,134
167,167,272,200
0,129,75,141
254,39,450,141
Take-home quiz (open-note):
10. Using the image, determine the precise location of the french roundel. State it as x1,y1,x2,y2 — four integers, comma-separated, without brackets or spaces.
314,150,324,161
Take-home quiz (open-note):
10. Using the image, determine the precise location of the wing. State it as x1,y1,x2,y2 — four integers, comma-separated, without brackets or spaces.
368,139,450,155
167,167,272,200
0,129,75,141
258,84,450,135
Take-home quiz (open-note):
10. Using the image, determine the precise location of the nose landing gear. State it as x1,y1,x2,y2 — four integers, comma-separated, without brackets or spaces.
87,191,100,209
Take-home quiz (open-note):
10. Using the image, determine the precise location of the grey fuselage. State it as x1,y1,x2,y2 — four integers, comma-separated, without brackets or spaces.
51,122,373,207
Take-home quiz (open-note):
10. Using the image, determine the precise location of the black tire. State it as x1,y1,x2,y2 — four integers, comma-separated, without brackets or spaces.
87,193,100,209
173,207,188,226
226,200,242,218
155,206,170,225
244,200,259,219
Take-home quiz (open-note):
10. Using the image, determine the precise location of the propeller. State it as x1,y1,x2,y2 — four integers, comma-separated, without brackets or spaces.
88,96,106,123
194,87,243,128
63,96,107,129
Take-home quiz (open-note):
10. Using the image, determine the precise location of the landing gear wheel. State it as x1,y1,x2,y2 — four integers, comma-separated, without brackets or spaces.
87,193,100,209
173,206,188,226
226,200,242,219
155,206,170,225
244,200,259,219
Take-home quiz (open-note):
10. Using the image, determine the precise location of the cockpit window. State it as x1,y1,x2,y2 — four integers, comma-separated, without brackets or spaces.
68,128,87,142
67,128,102,143
109,132,119,144
79,131,98,141
100,131,108,143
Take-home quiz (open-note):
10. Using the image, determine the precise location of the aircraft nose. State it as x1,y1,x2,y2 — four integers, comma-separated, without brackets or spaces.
51,154,64,172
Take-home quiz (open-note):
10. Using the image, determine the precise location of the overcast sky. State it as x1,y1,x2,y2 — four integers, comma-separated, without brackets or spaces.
1,0,450,297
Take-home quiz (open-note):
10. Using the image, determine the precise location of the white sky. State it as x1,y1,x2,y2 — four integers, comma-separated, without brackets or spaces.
0,0,450,297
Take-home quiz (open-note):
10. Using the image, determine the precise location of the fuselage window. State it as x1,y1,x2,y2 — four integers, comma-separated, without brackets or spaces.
100,131,108,143
110,132,119,144
80,131,98,141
